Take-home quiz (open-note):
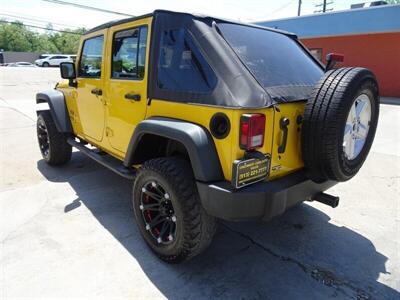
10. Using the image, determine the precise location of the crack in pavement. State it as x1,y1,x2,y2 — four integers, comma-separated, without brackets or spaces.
220,223,375,299
0,105,35,123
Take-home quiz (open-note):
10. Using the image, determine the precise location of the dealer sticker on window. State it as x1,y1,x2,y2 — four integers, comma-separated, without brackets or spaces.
232,154,270,189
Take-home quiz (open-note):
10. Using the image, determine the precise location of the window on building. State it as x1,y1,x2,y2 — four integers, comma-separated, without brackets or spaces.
112,26,148,80
78,35,104,78
157,29,217,93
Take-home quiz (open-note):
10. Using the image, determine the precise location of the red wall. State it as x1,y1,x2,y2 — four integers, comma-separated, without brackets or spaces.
301,32,400,97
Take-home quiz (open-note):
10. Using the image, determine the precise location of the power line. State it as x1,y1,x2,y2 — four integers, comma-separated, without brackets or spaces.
42,0,134,17
0,20,82,35
0,12,81,29
263,0,297,17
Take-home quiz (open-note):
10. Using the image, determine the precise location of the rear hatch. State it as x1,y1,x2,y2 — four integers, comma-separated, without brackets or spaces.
229,101,305,188
269,102,305,180
218,22,323,185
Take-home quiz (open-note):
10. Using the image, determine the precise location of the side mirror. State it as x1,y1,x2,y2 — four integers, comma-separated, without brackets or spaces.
60,62,77,87
325,53,344,71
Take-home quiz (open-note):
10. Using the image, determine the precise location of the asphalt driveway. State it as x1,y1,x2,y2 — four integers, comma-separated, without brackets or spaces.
1,67,399,299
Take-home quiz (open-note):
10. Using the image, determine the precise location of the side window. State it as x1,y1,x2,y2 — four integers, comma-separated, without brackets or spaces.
112,26,148,80
157,29,216,93
79,35,104,78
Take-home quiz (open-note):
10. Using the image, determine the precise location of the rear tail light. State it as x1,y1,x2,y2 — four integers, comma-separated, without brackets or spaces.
240,114,266,150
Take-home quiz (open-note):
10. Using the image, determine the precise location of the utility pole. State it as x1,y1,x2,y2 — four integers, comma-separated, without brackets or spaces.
298,0,302,16
314,1,334,13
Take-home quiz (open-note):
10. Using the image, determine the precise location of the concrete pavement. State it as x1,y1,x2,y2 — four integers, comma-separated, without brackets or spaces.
0,67,399,299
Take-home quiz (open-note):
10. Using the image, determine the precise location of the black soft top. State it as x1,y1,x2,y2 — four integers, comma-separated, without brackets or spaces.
85,10,322,108
85,10,296,37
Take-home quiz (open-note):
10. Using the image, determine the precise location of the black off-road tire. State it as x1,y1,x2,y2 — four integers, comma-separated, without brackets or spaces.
301,67,379,182
37,111,72,165
132,157,216,263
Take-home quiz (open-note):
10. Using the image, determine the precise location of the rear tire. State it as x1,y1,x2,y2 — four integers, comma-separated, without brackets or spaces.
132,157,216,263
301,67,379,182
37,111,72,165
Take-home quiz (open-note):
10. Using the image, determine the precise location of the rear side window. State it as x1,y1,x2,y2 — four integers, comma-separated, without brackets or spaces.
79,35,104,78
157,29,216,93
111,26,148,80
218,23,323,88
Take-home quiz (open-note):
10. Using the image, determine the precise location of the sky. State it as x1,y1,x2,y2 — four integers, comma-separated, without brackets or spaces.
0,0,379,31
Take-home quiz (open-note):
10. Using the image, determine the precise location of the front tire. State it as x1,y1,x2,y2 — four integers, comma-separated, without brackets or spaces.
42,62,50,67
37,111,72,165
132,157,216,263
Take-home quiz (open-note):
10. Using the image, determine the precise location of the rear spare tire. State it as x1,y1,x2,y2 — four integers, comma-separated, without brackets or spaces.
301,67,379,182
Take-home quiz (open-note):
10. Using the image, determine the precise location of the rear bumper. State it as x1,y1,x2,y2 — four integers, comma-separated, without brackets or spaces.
197,171,337,221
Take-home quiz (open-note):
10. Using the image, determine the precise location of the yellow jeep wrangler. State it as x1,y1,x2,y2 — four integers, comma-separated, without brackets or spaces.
36,10,379,263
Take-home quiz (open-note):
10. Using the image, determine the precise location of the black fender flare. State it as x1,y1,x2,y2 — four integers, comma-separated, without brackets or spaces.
124,117,224,182
36,90,72,133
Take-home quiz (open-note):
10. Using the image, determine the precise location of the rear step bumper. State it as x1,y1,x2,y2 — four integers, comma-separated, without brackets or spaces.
67,138,136,180
196,171,338,221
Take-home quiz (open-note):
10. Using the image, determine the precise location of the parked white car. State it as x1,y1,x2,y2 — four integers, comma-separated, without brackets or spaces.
35,55,75,67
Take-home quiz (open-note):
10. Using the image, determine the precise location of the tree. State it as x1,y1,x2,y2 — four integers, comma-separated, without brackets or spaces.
0,20,85,54
45,23,54,36
49,29,85,53
0,21,33,51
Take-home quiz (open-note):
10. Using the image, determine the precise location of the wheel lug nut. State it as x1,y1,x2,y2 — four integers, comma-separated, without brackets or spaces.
171,216,176,222
151,182,156,187
164,193,170,199
145,224,150,230
139,205,144,210
168,235,173,241
141,187,146,192
157,237,162,244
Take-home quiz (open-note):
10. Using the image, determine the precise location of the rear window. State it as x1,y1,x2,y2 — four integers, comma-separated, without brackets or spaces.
218,23,323,89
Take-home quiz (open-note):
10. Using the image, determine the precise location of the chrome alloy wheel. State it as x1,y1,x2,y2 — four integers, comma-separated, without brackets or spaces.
343,93,372,160
37,118,50,158
140,181,177,245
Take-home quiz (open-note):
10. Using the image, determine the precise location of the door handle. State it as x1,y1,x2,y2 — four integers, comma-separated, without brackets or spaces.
278,117,290,154
91,88,102,96
125,93,141,101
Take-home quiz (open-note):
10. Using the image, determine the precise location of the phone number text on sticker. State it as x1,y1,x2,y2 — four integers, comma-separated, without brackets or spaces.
232,155,270,189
